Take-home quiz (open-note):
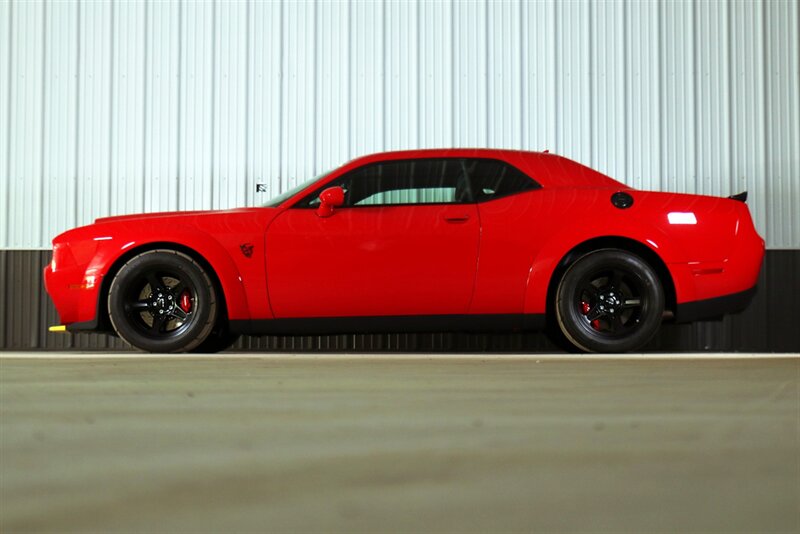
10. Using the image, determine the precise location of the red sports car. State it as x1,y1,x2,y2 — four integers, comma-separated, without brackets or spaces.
44,149,764,353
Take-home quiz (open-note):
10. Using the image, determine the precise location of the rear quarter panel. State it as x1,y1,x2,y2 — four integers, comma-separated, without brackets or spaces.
508,189,756,315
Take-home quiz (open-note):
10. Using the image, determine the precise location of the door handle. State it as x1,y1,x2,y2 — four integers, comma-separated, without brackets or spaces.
444,215,470,223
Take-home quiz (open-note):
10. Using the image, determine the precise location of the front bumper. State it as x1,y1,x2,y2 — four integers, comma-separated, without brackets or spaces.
44,262,104,329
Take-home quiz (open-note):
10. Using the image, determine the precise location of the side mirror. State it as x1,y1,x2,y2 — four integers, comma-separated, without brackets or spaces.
316,186,345,218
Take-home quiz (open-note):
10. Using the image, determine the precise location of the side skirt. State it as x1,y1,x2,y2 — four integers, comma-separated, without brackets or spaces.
229,314,546,336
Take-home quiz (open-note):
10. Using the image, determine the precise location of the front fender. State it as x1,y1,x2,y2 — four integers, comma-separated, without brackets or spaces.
87,227,255,322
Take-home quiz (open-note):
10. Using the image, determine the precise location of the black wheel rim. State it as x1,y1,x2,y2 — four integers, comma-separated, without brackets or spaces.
122,267,197,340
574,266,647,338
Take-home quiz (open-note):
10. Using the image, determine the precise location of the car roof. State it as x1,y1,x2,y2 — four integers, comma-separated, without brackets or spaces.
350,148,530,164
346,149,625,189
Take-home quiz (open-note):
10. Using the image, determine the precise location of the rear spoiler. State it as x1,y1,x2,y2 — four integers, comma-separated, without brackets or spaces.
728,191,748,203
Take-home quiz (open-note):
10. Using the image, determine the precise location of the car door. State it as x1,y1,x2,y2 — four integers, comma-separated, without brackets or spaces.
466,158,543,314
265,158,480,318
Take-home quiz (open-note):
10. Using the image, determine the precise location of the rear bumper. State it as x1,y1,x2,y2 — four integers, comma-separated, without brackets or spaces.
674,285,757,323
668,213,765,311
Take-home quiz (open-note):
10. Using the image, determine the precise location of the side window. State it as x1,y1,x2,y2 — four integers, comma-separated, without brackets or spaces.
298,158,472,207
467,159,539,202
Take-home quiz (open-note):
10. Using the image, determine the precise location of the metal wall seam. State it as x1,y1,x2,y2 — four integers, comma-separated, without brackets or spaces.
212,0,247,211
385,0,419,151
315,1,348,174
110,0,145,219
487,0,522,150
145,1,180,213
281,0,314,194
765,0,800,248
179,0,213,211
730,0,767,242
0,0,12,248
248,0,282,202
625,0,660,192
521,0,556,156
660,1,696,196
75,1,111,230
7,1,45,248
591,0,625,181
418,0,453,149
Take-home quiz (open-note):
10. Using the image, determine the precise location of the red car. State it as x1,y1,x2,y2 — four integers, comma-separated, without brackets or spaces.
45,149,764,353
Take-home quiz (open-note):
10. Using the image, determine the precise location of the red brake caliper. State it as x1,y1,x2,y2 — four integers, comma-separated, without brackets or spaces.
179,291,192,313
581,300,601,331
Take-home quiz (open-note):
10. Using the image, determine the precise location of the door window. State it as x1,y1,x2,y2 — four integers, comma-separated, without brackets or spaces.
298,158,471,207
296,157,539,208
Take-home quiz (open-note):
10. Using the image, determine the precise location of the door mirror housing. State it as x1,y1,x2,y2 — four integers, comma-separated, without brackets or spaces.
316,186,345,218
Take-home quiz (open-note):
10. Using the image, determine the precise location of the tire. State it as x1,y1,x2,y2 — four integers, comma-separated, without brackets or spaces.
555,249,664,353
107,249,217,352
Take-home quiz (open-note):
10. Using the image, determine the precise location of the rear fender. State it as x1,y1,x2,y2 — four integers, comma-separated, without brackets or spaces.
523,224,679,315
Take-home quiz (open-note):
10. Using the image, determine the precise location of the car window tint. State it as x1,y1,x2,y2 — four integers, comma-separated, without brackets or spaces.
301,158,472,207
295,157,538,208
467,159,539,202
351,159,469,206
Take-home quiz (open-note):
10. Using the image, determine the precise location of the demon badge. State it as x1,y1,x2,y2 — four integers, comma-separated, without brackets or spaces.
240,243,254,258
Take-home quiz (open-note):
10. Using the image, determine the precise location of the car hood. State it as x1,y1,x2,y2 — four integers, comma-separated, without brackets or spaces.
94,208,266,225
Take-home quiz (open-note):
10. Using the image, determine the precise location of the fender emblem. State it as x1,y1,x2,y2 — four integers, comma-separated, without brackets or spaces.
239,243,254,258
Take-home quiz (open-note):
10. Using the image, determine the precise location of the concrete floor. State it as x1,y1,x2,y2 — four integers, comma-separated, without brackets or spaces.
1,353,798,533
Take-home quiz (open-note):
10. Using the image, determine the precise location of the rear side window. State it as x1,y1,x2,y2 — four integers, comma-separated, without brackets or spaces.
468,159,539,202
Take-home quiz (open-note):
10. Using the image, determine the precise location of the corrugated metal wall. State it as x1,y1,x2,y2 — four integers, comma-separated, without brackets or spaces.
1,0,798,250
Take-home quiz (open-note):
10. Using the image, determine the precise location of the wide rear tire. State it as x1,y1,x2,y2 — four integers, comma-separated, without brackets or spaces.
555,249,664,353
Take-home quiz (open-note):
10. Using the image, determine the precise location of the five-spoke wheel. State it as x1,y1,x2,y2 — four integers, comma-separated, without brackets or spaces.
555,249,664,353
108,250,218,352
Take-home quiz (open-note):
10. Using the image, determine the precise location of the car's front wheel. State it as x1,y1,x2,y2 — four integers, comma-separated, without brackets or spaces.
555,249,664,353
107,249,217,352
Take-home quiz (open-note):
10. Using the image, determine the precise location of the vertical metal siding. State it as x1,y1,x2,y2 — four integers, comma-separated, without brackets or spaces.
6,1,45,248
764,0,800,248
385,0,418,150
0,0,798,249
660,1,696,195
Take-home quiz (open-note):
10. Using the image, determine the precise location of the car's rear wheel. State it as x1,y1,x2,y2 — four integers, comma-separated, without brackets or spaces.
107,249,217,353
555,249,664,353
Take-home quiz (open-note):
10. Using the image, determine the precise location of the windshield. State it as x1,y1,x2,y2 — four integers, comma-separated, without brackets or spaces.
262,170,331,207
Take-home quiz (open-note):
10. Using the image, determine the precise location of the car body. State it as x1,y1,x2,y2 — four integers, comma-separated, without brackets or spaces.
44,149,765,352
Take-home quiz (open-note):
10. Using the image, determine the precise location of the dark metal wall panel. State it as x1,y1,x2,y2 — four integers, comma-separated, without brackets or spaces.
0,250,127,351
1,250,797,352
